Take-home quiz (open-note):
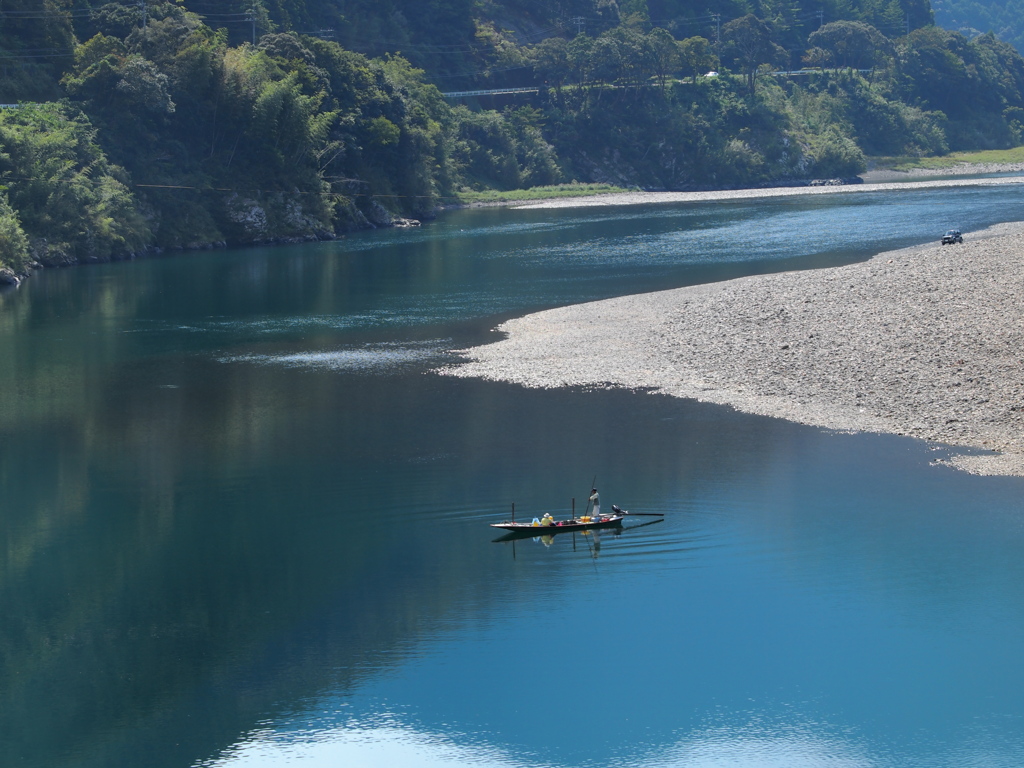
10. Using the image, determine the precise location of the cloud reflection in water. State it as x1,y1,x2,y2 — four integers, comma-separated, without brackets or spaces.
201,716,874,768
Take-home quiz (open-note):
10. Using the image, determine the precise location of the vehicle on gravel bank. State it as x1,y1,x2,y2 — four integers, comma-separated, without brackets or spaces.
942,229,963,244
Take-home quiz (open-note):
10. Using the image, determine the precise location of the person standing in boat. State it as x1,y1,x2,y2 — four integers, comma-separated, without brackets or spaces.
589,488,600,519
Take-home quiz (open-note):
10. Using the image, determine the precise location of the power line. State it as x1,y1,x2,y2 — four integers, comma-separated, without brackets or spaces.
0,51,74,60
0,9,95,19
428,63,536,80
339,25,562,55
194,13,252,20
131,181,463,201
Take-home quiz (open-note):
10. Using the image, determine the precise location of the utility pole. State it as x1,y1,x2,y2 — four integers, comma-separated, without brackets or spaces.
817,10,824,29
248,7,257,45
138,0,147,30
571,16,584,36
712,13,720,46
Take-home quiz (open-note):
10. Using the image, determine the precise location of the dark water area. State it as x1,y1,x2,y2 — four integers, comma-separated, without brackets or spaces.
3,184,1024,767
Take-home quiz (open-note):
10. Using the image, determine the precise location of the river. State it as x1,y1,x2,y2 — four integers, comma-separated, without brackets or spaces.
2,183,1024,768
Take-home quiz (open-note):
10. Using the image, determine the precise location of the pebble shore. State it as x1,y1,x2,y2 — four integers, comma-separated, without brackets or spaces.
443,221,1024,476
509,173,1024,209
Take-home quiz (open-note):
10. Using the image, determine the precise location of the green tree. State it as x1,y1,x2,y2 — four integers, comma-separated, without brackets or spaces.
933,0,1024,53
454,109,523,189
897,26,1024,147
808,127,866,176
648,27,681,88
807,21,894,71
604,27,657,88
590,35,625,85
619,0,652,26
802,46,833,68
0,103,150,264
505,107,562,187
0,0,75,101
0,191,30,277
678,36,717,82
530,37,571,92
897,28,986,130
723,14,784,94
567,34,596,87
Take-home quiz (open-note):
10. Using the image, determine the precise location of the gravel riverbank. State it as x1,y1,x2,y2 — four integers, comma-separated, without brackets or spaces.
442,222,1024,476
508,174,1024,209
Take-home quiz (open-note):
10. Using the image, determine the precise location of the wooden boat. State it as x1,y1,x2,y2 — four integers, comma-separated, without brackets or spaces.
490,513,626,535
490,503,663,542
491,505,664,544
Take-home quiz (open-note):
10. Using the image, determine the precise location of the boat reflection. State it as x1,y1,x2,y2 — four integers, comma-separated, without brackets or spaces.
491,516,663,545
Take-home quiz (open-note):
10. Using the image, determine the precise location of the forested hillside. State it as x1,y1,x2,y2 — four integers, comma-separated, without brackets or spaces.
3,0,1024,281
933,0,1024,53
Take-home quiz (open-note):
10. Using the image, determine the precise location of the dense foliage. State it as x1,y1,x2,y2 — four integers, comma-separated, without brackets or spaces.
3,0,1024,277
933,0,1024,54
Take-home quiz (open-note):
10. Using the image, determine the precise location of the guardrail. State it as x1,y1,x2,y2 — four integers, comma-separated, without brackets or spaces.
441,87,539,99
773,69,873,76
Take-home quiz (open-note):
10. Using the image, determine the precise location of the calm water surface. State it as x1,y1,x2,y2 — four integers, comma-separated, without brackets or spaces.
3,185,1024,768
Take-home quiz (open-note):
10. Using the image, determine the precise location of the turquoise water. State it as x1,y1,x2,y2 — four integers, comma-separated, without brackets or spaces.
2,185,1024,767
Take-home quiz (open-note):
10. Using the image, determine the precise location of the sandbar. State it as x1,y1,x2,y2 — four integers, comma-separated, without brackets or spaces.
442,220,1024,476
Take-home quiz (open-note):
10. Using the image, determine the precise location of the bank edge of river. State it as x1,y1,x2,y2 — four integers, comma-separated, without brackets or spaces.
442,220,1024,477
0,200,425,289
3,162,1021,291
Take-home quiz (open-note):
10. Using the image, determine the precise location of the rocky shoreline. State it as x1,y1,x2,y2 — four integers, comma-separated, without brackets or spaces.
0,206,423,289
443,221,1024,476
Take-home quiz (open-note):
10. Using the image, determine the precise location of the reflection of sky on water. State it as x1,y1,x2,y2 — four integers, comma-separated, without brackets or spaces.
203,722,531,768
204,667,1021,768
206,718,1024,768
473,190,989,270
219,340,455,372
205,720,873,768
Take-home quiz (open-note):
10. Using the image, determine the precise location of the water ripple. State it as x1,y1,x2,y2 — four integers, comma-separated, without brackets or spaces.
219,340,455,373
